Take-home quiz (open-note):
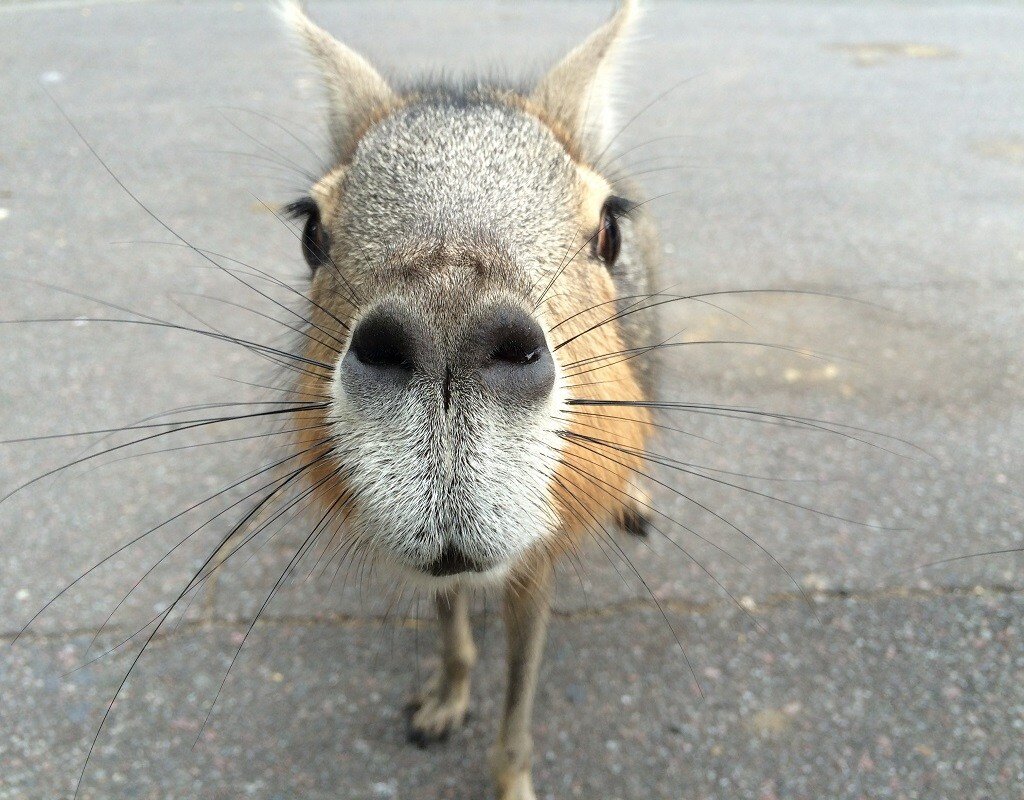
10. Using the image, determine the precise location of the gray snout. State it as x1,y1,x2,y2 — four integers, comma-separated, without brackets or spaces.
341,303,555,406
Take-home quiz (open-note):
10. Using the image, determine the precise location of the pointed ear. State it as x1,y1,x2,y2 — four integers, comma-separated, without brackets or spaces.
280,1,396,157
530,0,639,160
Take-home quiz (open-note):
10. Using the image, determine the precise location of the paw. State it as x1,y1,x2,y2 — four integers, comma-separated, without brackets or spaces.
491,742,536,800
496,771,536,800
404,671,470,748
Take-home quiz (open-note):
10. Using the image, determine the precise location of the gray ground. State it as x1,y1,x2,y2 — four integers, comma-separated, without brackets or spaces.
1,1,1023,799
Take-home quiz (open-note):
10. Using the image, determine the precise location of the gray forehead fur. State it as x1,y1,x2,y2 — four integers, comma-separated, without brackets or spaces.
337,92,579,284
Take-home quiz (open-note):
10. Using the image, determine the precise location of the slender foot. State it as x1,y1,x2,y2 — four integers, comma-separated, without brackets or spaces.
405,664,472,746
405,587,476,747
491,558,552,799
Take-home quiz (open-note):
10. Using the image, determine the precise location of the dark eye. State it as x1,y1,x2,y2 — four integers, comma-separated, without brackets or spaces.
286,197,330,271
596,198,622,267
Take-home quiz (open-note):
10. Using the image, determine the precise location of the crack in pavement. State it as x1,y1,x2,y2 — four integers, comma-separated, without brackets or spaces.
4,582,1020,644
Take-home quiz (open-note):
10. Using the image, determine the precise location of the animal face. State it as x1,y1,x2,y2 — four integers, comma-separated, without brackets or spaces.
283,3,653,585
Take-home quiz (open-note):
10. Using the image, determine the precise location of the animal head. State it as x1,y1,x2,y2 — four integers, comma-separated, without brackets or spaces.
283,1,653,587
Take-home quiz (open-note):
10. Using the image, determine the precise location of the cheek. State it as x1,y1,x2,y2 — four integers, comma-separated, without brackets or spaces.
287,400,352,533
299,286,361,379
539,265,621,379
539,279,653,539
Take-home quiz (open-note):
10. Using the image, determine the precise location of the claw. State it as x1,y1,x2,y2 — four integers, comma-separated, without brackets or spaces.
621,505,651,537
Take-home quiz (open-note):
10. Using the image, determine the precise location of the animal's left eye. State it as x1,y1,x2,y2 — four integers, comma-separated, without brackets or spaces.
286,197,331,271
596,198,622,267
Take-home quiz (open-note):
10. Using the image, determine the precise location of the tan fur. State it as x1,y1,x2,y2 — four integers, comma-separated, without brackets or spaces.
539,167,651,556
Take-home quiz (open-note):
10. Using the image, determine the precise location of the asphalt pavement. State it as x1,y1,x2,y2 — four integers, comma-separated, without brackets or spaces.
1,2,1022,799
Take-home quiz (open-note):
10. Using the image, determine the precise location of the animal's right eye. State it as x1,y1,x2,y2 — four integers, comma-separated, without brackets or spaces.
286,197,331,271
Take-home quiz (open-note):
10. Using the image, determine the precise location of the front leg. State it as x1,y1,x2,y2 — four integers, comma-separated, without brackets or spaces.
406,586,476,746
491,559,553,800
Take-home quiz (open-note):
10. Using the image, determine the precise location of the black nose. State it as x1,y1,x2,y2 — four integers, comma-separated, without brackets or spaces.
341,303,554,404
472,305,556,404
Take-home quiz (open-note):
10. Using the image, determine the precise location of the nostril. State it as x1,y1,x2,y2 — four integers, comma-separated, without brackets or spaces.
491,341,544,366
477,305,555,403
486,310,549,368
354,339,411,369
348,309,417,372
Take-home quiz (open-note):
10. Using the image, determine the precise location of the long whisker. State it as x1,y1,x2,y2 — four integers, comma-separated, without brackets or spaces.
551,445,774,640
903,548,1024,572
557,429,822,623
0,401,319,446
39,88,355,349
566,398,930,460
564,430,894,529
66,439,341,799
562,415,820,485
79,440,340,657
97,420,333,469
552,287,886,352
562,339,853,383
114,239,354,337
216,111,320,180
532,192,675,311
0,400,328,506
561,407,714,444
0,316,333,373
592,72,707,171
214,105,326,166
193,476,356,744
78,455,349,672
547,465,705,699
254,194,363,308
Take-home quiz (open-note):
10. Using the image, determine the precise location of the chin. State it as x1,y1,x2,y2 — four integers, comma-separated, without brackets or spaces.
341,481,558,594
382,553,514,593
348,514,543,594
